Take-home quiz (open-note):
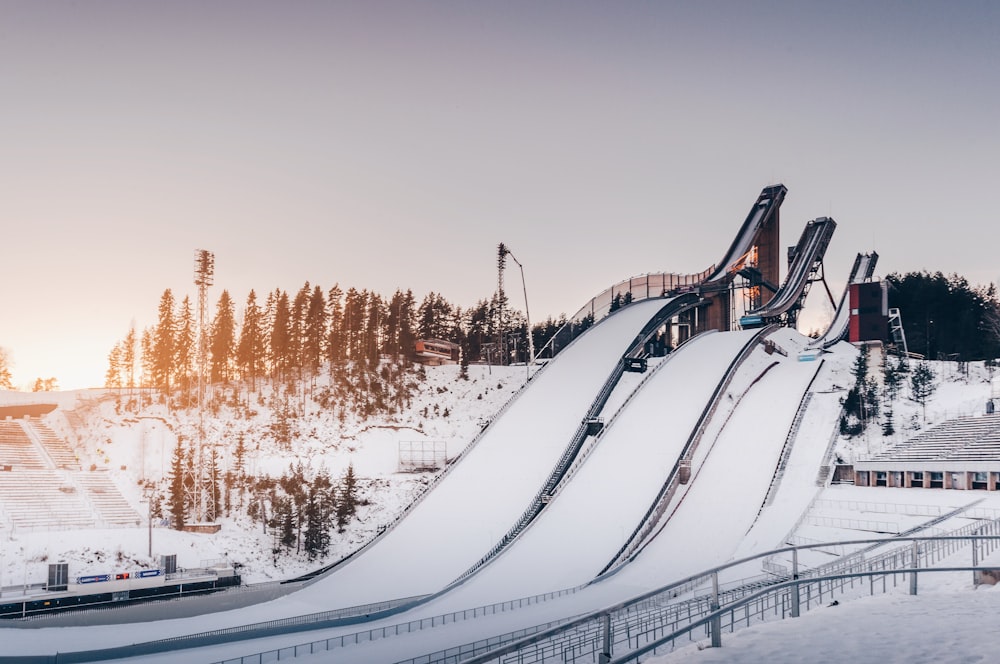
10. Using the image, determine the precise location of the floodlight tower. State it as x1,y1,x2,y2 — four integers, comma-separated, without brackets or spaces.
498,244,534,378
194,249,215,409
194,249,214,521
497,243,507,365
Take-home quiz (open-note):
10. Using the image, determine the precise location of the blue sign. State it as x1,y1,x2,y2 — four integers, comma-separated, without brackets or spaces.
136,569,162,579
77,574,111,584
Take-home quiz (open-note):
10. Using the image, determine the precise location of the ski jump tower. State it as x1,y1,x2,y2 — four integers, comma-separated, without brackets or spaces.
697,184,786,332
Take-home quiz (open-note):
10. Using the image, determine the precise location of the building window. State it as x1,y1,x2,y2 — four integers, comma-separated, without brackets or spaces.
930,472,944,488
876,471,887,487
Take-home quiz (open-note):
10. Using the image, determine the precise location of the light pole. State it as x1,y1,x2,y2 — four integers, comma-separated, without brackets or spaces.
143,488,156,559
498,245,535,381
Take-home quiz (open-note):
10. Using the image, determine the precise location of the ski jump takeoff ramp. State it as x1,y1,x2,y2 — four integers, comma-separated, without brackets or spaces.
739,216,837,329
699,183,787,332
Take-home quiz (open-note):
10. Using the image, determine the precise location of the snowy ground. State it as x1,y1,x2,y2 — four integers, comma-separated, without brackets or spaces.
649,577,1000,664
0,362,526,587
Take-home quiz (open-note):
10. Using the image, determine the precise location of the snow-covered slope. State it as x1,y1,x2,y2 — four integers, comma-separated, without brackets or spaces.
279,298,677,610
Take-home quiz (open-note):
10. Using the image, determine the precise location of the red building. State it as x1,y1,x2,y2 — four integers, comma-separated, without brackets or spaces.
848,281,888,343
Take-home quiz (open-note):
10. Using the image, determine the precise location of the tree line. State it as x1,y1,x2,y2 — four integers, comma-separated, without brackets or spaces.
106,283,573,399
887,270,1000,361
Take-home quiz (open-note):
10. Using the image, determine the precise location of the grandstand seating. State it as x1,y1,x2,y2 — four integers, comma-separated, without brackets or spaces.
22,418,81,470
74,471,142,526
0,414,140,531
0,469,96,530
0,420,48,469
872,414,1000,462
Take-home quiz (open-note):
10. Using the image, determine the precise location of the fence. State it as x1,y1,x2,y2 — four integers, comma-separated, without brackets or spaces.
457,521,1000,664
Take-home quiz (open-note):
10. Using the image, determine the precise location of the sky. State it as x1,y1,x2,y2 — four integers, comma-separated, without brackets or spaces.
2,0,999,389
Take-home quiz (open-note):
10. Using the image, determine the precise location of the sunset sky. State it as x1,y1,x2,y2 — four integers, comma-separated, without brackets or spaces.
2,1,998,390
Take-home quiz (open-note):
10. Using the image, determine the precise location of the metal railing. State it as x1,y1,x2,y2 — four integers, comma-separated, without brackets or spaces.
534,270,712,360
458,521,1000,664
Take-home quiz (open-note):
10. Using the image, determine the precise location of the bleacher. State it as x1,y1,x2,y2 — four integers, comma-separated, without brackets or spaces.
873,414,1000,462
21,418,81,470
0,419,48,469
74,471,142,526
0,469,96,530
0,412,141,531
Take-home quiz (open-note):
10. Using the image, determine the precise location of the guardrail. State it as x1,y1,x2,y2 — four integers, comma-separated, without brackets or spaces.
458,522,1000,664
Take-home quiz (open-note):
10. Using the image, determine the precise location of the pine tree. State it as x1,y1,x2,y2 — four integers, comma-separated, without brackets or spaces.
168,439,186,530
175,296,197,400
276,497,296,551
882,406,895,436
106,342,124,390
459,341,470,380
336,463,358,532
841,345,879,437
270,290,292,381
0,347,12,390
303,469,333,560
122,325,137,407
344,288,364,360
910,361,937,422
291,282,311,373
303,489,321,559
326,284,345,365
883,355,906,402
153,289,176,397
210,290,237,384
237,290,265,393
304,285,327,373
140,327,155,405
150,492,163,520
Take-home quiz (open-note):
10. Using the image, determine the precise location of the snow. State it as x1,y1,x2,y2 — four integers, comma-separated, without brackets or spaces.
1,308,999,662
648,586,1000,664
